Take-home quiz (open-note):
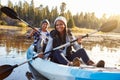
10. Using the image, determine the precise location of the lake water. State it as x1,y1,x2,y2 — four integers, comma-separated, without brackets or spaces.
0,33,120,80
0,34,32,80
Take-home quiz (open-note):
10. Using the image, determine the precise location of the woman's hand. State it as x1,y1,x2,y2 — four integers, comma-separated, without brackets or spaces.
38,52,44,58
77,35,82,44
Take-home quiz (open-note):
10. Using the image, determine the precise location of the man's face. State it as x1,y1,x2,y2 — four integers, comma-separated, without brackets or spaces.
42,22,48,30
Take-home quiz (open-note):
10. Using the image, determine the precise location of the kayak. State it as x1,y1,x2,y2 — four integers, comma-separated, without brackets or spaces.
27,44,120,80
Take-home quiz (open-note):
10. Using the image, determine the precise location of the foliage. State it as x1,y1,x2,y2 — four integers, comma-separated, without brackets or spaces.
0,20,7,25
17,22,27,27
0,0,119,32
67,18,75,28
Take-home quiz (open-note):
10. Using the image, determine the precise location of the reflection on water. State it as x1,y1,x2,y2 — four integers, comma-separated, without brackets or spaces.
80,35,120,68
0,34,32,56
82,35,120,52
0,33,120,55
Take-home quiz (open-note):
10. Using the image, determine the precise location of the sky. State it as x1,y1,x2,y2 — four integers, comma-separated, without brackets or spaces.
1,0,120,18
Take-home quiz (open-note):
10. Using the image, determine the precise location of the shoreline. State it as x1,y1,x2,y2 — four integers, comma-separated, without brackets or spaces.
0,25,120,37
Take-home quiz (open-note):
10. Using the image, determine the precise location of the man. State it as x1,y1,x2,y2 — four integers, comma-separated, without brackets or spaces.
29,19,50,53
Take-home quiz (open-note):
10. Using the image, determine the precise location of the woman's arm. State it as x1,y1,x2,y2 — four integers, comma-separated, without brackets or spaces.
44,36,53,58
72,35,81,50
67,29,81,50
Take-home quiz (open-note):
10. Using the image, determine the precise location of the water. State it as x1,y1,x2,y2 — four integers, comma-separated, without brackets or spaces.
82,34,120,68
0,34,32,80
0,33,120,80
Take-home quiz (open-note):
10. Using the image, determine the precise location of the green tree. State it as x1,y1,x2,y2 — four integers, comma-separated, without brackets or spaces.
23,1,29,21
2,0,117,32
50,7,59,26
67,18,75,28
8,0,13,8
17,1,23,18
0,0,2,20
29,0,35,25
60,2,66,16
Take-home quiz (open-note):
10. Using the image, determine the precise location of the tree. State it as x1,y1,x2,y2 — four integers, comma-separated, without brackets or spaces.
8,0,13,8
67,18,75,28
0,0,2,20
50,7,59,26
60,2,66,16
23,1,29,21
29,0,35,25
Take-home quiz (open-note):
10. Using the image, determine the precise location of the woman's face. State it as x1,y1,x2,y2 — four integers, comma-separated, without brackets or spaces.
55,20,65,34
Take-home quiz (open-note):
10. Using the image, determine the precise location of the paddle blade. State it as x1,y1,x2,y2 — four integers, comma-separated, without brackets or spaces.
99,20,118,32
1,6,19,20
0,64,18,80
0,65,14,80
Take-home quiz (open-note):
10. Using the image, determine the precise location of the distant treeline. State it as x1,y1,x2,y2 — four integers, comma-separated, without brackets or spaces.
0,0,120,32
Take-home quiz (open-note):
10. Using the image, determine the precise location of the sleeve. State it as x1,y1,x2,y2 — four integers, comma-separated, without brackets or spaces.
43,36,53,58
68,31,81,51
72,35,81,50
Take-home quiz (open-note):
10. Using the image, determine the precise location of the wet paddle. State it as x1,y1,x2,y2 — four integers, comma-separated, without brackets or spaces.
0,65,18,80
0,46,62,80
0,6,118,80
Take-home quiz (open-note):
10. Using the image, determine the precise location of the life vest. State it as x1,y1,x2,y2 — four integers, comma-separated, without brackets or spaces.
50,29,73,56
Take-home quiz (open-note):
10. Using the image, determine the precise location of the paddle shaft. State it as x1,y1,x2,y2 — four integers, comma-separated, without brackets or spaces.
17,17,38,31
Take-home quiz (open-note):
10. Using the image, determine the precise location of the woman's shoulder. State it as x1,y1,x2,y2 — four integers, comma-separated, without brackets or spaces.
50,30,56,33
50,30,58,37
67,29,73,36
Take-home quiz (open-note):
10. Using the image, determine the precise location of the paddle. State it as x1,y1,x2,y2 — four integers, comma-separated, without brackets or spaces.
0,65,18,80
0,43,70,80
0,6,37,31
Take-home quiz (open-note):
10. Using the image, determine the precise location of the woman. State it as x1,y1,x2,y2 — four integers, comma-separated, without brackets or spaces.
39,16,104,67
28,19,50,53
